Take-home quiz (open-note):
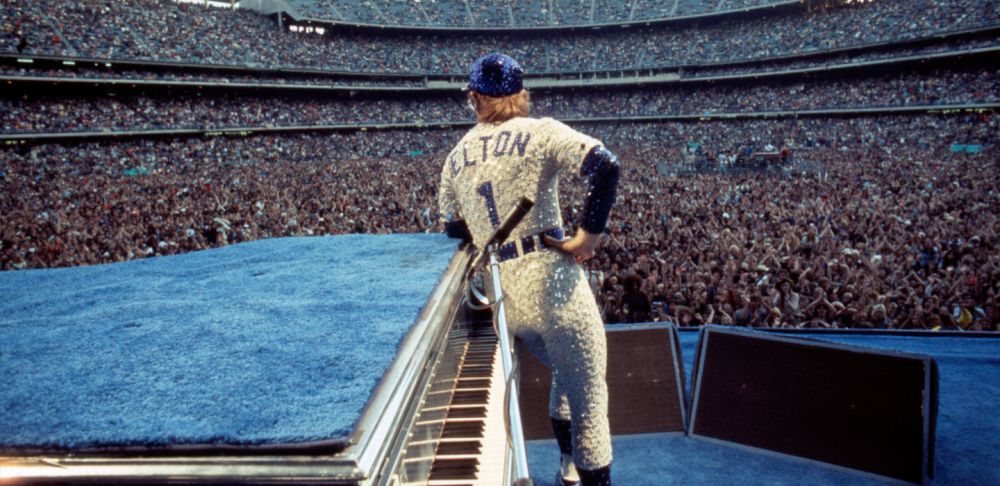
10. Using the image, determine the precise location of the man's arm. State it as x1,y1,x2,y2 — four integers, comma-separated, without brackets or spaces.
444,219,473,242
437,160,472,243
546,145,621,262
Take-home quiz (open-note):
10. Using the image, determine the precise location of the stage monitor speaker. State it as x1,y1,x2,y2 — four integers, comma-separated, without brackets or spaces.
517,323,687,440
688,326,938,484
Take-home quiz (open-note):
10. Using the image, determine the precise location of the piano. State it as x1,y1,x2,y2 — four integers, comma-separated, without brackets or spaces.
0,246,520,485
398,297,509,485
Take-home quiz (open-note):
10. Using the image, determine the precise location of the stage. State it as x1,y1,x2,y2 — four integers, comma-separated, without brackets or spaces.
527,328,1000,485
1,236,998,484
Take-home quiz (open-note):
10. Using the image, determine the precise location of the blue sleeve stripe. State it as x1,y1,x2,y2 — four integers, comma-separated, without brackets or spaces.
579,146,620,234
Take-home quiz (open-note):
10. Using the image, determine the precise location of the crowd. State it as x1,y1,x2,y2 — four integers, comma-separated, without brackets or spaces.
3,66,996,134
538,67,999,117
0,130,452,270
2,114,997,331
584,117,999,331
289,0,786,27
0,65,425,88
1,0,997,74
4,34,994,90
0,93,467,134
682,36,1000,78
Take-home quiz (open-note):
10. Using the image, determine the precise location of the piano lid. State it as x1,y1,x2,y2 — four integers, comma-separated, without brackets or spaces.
0,234,469,484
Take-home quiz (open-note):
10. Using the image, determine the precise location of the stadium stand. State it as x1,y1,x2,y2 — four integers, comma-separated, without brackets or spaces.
2,65,996,134
2,33,996,91
1,0,997,73
287,0,790,27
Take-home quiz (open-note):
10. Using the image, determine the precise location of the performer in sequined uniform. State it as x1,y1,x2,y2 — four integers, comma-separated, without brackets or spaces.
438,53,620,486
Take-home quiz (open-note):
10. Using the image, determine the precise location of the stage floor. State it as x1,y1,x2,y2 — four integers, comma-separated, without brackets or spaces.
0,234,457,452
527,329,1000,485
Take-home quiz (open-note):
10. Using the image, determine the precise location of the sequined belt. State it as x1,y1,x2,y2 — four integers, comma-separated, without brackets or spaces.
496,228,565,263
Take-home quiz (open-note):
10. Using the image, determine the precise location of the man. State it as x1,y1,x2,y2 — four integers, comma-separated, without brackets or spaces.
438,53,619,486
622,273,652,323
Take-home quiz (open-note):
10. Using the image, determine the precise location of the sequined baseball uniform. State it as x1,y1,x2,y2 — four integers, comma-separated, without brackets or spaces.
438,116,612,470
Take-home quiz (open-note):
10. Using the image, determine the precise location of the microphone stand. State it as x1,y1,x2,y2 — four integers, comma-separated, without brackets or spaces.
481,197,535,486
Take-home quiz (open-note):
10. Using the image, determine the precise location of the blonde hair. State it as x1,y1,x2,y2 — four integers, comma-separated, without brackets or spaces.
469,90,531,124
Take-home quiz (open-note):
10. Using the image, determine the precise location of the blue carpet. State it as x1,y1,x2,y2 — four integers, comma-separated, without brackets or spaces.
527,329,1000,485
527,434,887,485
0,234,457,451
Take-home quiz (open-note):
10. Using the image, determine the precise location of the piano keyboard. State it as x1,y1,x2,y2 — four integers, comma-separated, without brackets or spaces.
400,320,510,486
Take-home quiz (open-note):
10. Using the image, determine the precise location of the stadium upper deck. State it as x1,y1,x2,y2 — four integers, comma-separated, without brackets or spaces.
1,0,997,74
284,0,792,28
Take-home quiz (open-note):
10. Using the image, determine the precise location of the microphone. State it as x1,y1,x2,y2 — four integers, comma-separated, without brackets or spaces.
485,196,535,250
467,197,535,278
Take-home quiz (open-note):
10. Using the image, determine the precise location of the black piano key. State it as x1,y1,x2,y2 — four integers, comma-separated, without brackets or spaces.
464,349,495,357
435,440,482,456
458,367,492,378
466,344,495,350
460,359,494,366
465,347,494,353
452,389,489,404
460,362,493,369
463,357,494,364
441,421,484,439
447,406,487,419
459,364,494,375
464,357,493,364
455,378,491,390
462,358,494,365
429,458,479,480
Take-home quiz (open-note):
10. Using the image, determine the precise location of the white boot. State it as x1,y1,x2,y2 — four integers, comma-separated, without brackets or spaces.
558,453,581,485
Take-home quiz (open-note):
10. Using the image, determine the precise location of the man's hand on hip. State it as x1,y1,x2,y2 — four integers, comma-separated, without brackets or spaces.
545,231,603,263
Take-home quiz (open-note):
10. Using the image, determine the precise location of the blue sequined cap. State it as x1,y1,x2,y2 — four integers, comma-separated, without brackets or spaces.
467,52,524,97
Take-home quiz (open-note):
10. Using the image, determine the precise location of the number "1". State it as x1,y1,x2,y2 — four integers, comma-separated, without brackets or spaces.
477,181,500,230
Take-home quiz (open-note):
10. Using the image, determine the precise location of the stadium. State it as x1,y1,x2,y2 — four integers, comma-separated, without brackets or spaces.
1,0,998,484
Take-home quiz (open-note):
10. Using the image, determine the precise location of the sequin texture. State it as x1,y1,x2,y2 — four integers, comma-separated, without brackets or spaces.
579,145,621,234
467,52,524,97
438,116,613,470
